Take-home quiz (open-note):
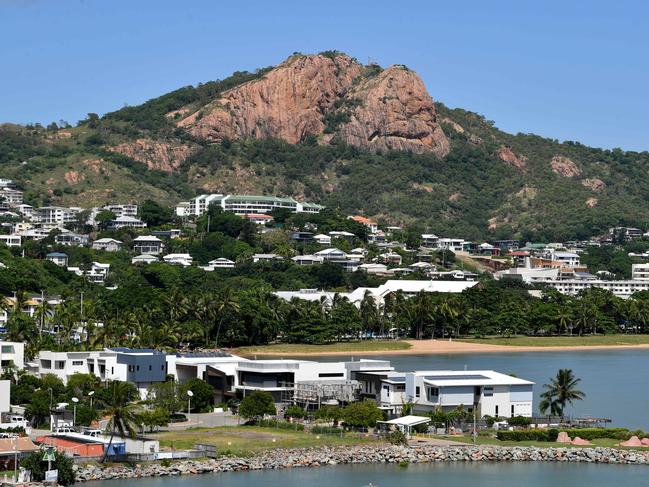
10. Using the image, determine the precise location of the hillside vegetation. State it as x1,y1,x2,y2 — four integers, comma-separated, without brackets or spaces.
3,51,649,241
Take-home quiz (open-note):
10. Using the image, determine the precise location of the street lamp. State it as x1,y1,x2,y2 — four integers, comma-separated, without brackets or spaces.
186,390,193,420
88,391,95,409
71,397,79,427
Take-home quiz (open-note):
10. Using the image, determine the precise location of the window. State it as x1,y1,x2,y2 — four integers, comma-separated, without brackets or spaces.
149,365,152,371
483,387,494,397
415,386,420,398
427,387,439,398
1,346,14,353
128,365,135,372
136,365,140,371
511,405,515,417
383,385,390,397
495,405,499,417
72,361,83,366
318,373,344,378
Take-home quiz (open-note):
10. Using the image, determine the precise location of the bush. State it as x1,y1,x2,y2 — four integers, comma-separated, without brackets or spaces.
341,400,383,429
496,429,559,442
311,425,342,435
388,430,408,446
507,416,533,427
285,405,306,419
21,449,75,485
560,428,635,440
239,391,276,421
256,419,304,431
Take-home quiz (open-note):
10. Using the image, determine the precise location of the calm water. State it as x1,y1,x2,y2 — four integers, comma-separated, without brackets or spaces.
86,462,649,487
305,349,649,429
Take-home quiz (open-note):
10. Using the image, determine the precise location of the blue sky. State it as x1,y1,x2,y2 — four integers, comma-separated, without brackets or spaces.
1,0,648,151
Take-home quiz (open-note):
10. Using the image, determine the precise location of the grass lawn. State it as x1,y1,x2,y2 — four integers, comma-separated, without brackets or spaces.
458,334,649,347
234,341,412,355
152,426,381,456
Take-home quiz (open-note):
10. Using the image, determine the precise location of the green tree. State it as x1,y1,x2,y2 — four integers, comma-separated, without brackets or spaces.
95,210,116,230
102,382,139,462
238,391,276,421
342,400,383,429
22,449,75,485
139,200,172,227
180,378,214,413
539,369,586,419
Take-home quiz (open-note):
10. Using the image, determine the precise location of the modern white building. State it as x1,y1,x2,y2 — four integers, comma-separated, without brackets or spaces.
54,232,90,247
131,254,159,265
34,206,80,226
103,204,138,219
544,279,649,299
357,370,534,418
0,341,25,372
177,194,324,217
632,263,649,280
200,258,235,271
275,280,479,309
38,348,167,399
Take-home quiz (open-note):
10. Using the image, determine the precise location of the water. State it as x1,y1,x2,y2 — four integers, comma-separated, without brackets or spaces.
308,349,649,429
85,462,649,487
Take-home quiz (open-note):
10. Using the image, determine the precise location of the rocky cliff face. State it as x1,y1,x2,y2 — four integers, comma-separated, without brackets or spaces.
177,53,449,157
109,138,197,173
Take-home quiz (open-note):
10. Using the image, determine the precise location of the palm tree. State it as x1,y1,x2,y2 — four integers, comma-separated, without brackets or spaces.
539,369,585,420
102,382,138,462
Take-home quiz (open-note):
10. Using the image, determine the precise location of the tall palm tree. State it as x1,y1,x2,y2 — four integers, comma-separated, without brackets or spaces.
540,369,585,420
213,289,240,348
102,382,138,462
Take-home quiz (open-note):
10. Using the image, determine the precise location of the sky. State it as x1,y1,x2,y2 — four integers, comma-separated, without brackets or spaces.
1,0,648,151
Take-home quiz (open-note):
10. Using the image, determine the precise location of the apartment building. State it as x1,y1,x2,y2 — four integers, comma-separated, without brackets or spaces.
178,194,324,217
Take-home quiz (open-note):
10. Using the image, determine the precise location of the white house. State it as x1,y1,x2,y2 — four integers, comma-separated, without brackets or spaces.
38,348,167,399
421,234,439,248
359,263,389,275
54,232,89,247
0,341,25,372
351,370,534,418
133,236,164,255
46,252,68,267
292,255,324,266
207,258,235,269
313,234,332,246
0,235,21,247
163,253,193,266
109,216,147,230
252,254,283,263
132,254,159,265
86,262,110,284
92,238,123,252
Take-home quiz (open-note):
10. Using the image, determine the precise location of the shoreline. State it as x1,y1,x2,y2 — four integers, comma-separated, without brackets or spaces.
235,340,649,357
74,444,649,483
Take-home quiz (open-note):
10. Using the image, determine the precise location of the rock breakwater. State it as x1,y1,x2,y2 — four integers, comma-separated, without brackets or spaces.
74,444,649,482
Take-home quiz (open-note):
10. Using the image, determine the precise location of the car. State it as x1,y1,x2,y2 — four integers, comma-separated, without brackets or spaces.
53,426,75,434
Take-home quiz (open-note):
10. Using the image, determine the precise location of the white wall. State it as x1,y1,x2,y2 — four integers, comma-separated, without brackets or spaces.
0,380,10,413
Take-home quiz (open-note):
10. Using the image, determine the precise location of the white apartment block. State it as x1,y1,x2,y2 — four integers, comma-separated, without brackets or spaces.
177,194,324,217
546,279,649,299
632,263,649,280
104,204,138,218
0,341,25,372
0,188,23,206
34,206,81,226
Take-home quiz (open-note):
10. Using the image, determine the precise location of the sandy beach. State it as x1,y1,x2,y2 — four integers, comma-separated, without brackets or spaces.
237,340,649,357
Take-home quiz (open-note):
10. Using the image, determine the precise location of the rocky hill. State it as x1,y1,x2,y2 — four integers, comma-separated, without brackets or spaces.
2,50,649,241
